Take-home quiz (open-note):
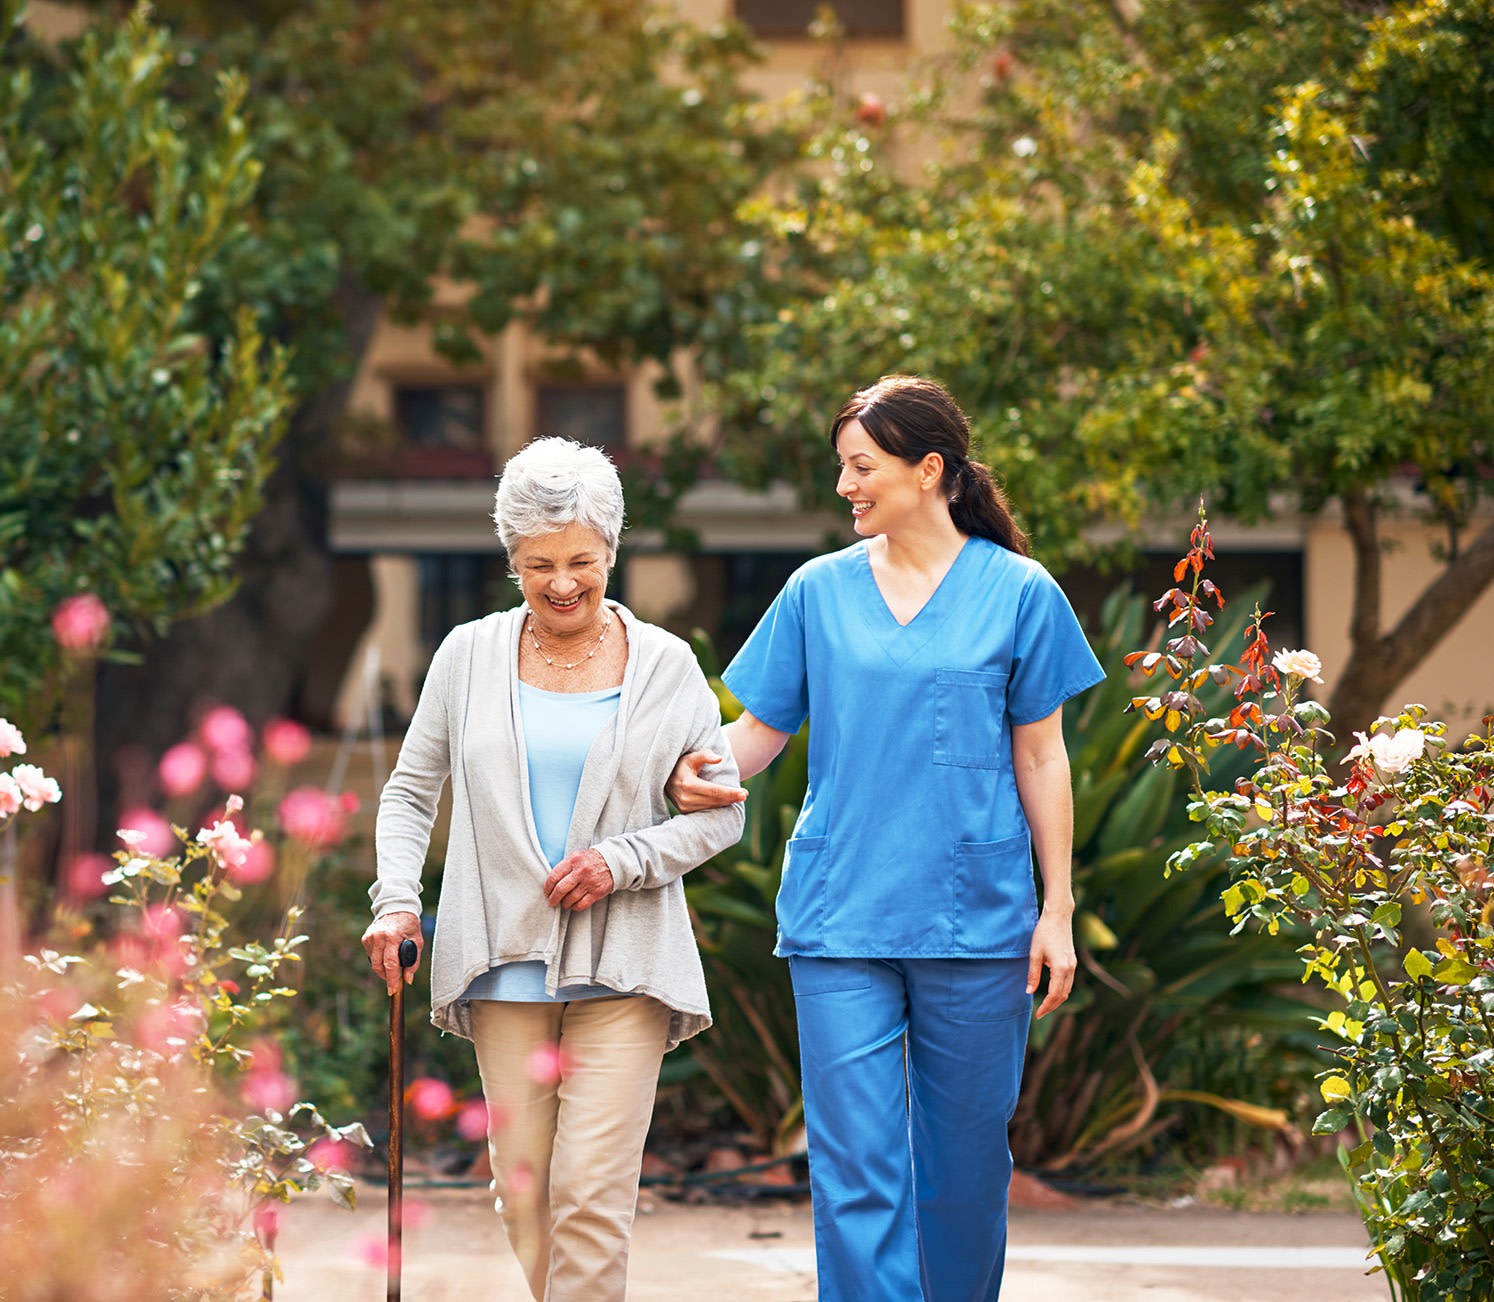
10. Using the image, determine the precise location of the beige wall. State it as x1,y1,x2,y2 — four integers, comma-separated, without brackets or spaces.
1305,514,1494,739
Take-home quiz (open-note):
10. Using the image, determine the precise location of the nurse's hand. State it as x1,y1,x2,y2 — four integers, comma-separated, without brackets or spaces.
545,849,616,911
1026,908,1077,1019
666,751,748,814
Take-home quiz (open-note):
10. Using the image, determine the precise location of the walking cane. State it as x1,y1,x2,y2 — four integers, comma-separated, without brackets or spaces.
388,936,419,1302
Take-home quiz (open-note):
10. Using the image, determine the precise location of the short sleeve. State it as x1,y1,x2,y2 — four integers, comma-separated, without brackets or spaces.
1007,567,1106,726
722,574,811,734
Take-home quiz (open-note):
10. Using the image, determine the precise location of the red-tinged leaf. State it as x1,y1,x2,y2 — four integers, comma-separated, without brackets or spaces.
1165,656,1185,679
1141,651,1163,675
1123,651,1149,668
1174,556,1189,582
1191,609,1214,632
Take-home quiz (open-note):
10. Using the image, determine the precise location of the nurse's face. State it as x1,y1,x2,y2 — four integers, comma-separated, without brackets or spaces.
834,419,942,538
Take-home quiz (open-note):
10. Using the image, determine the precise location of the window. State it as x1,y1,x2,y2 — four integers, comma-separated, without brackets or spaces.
390,384,492,477
734,0,904,39
416,554,512,657
535,383,628,453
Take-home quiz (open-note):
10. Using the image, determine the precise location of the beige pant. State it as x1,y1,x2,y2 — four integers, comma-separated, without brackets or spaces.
469,996,670,1302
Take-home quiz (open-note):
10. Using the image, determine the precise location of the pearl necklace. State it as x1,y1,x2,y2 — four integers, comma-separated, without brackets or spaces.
525,609,612,670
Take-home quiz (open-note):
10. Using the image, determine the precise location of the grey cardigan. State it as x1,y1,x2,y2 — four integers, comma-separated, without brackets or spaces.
371,602,744,1050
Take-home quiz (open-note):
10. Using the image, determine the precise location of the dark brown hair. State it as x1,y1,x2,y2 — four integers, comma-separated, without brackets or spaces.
828,375,1031,556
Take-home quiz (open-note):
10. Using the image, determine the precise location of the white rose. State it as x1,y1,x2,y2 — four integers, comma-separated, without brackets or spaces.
1272,648,1324,683
1369,728,1426,775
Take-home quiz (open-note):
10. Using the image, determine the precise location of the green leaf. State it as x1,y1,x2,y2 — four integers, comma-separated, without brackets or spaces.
1404,949,1434,981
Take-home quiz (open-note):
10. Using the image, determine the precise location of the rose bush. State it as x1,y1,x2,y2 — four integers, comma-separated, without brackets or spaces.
0,720,370,1299
1129,511,1493,1300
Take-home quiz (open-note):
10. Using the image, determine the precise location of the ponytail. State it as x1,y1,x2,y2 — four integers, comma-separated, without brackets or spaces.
951,459,1030,557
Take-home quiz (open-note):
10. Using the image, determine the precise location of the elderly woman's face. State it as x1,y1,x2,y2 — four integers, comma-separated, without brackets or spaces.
511,522,612,637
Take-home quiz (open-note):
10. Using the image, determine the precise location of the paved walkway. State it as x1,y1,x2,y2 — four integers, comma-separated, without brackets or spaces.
271,1183,1389,1301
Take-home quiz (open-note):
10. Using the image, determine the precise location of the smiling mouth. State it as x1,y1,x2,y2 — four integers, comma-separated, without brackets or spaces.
546,594,583,610
850,500,874,517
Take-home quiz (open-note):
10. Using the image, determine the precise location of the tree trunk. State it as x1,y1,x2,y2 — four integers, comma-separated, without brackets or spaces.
92,275,384,836
1326,491,1494,742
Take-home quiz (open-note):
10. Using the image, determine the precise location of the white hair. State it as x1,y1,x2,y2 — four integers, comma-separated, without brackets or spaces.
492,437,626,560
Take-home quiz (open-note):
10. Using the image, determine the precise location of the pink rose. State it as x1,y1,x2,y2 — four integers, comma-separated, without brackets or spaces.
0,719,25,758
11,764,62,811
278,786,348,848
406,1077,456,1122
65,852,112,900
196,818,253,872
241,1068,298,1115
0,774,21,819
157,742,207,798
211,747,257,791
117,806,175,858
262,718,312,767
51,593,109,651
456,1098,493,1142
198,705,253,755
231,838,276,885
307,1138,355,1172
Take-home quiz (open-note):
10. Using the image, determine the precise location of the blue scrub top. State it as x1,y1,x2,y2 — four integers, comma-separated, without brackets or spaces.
722,536,1105,960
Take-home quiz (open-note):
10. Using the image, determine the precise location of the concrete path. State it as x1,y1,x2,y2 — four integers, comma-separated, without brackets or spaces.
271,1184,1389,1301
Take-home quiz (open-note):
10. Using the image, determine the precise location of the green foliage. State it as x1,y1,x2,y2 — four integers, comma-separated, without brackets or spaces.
0,6,293,732
1132,510,1494,1299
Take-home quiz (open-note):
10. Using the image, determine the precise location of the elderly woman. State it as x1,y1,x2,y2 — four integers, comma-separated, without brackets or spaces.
362,437,743,1301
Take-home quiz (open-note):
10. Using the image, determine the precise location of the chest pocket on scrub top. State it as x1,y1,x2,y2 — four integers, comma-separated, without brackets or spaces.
932,668,1008,769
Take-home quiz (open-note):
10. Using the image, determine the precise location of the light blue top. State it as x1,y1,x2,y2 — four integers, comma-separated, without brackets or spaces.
463,681,622,1002
722,537,1105,960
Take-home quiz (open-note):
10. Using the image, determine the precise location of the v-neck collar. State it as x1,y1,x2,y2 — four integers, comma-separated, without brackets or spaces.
852,536,974,666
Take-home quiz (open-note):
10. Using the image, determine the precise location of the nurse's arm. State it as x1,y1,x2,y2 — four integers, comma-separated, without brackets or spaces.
665,711,790,813
1012,707,1078,1020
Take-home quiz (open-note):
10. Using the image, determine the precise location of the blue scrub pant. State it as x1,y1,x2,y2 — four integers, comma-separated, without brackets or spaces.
789,956,1031,1301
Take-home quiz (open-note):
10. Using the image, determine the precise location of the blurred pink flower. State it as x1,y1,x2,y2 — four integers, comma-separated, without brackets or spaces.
246,1038,283,1073
242,1068,298,1115
211,747,257,791
137,998,204,1054
0,718,25,758
198,705,253,755
507,1162,535,1197
231,838,276,885
11,764,62,811
157,742,207,797
263,718,313,767
197,818,253,872
526,1043,572,1085
117,806,175,857
355,1233,394,1271
307,1137,355,1172
51,593,109,650
253,1204,281,1242
141,903,182,944
65,852,112,900
0,774,20,819
278,787,348,848
456,1098,494,1142
402,1199,430,1230
406,1077,456,1122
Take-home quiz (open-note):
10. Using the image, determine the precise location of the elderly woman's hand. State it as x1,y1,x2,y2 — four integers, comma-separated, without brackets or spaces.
665,750,748,814
362,911,422,995
544,849,615,911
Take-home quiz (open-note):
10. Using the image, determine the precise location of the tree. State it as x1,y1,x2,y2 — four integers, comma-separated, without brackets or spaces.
58,0,801,772
707,0,1494,740
0,2,293,736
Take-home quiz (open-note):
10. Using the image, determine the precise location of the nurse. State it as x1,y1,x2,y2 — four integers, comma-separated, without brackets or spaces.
667,375,1104,1300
